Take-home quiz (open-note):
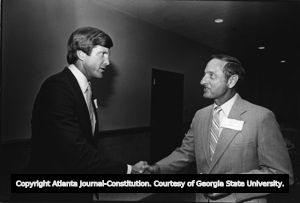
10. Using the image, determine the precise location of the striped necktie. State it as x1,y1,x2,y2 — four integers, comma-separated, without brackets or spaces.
86,82,96,134
210,106,222,159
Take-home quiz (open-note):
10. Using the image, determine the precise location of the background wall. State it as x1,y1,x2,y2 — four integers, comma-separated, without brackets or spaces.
2,0,217,142
2,0,299,142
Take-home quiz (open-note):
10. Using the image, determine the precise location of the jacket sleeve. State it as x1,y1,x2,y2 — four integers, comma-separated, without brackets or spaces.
156,114,197,173
235,110,293,202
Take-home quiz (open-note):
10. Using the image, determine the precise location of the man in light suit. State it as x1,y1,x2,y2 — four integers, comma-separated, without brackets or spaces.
29,27,146,176
146,54,293,202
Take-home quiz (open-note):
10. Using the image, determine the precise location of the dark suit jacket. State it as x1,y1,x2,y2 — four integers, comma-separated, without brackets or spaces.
157,95,293,202
28,67,127,174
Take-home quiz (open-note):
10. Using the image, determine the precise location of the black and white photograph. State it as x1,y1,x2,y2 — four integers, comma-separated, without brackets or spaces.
1,0,300,202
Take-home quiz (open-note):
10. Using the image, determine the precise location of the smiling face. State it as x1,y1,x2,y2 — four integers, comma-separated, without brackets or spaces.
200,58,234,105
79,45,110,80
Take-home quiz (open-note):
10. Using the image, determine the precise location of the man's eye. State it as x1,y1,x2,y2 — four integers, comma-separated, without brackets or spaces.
100,52,109,57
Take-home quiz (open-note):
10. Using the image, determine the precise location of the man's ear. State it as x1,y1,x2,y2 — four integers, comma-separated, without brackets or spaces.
228,74,239,89
76,50,86,61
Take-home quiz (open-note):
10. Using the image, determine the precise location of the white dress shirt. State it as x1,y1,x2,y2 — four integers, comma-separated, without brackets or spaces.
213,93,239,135
68,65,91,107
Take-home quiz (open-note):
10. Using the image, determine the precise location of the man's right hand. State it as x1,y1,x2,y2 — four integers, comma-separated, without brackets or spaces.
145,164,160,174
131,161,149,174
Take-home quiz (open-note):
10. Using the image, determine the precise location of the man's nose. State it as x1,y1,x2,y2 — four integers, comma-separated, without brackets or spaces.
200,76,206,85
104,56,110,66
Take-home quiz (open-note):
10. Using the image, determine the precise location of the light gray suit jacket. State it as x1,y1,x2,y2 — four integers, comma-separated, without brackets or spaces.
157,95,293,202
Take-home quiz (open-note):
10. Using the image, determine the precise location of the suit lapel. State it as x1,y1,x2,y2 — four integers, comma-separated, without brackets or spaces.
208,95,247,172
63,68,94,136
199,105,214,166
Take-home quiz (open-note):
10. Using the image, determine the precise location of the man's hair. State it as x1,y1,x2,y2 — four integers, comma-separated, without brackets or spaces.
211,54,246,87
67,27,113,64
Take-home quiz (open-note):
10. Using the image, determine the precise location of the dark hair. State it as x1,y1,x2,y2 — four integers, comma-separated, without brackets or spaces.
67,27,113,64
211,54,246,87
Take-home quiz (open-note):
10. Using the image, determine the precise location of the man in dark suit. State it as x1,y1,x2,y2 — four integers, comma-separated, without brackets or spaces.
146,54,293,202
29,27,146,174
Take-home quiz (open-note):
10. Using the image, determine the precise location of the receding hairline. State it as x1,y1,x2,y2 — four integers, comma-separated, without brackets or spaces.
207,58,228,70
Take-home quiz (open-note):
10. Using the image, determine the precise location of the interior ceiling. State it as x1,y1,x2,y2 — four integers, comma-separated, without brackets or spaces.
97,0,300,61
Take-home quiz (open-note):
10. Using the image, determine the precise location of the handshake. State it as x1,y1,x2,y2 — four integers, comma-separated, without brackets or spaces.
131,161,160,174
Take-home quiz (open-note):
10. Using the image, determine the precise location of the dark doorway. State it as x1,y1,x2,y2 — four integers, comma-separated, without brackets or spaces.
150,69,184,163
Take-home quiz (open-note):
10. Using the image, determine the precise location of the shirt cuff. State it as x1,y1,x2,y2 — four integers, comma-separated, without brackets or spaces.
127,164,132,174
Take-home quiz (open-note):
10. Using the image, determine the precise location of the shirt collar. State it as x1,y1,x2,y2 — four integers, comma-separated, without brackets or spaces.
214,93,239,117
68,64,89,94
